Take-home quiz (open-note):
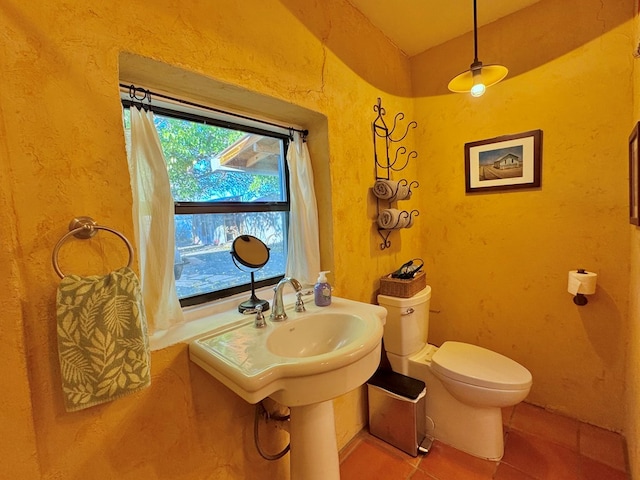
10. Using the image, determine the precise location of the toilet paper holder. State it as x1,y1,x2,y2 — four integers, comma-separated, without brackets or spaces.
573,293,588,306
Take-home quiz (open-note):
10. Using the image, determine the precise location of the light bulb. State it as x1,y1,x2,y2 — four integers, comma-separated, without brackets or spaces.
470,82,486,97
471,70,485,97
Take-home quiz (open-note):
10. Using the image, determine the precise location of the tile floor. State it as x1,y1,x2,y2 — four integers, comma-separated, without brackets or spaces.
339,402,629,480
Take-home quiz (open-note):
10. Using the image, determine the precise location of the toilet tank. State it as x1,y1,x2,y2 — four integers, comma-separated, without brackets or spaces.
377,286,431,357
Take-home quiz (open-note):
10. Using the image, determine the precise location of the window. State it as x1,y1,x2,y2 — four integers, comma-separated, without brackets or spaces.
123,102,290,307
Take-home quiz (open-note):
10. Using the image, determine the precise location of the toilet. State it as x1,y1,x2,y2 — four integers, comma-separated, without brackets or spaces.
377,286,532,461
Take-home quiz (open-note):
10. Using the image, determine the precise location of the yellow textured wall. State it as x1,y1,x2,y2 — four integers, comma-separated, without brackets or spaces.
627,6,640,479
412,0,633,431
2,0,638,478
0,122,40,478
628,231,640,479
0,0,413,478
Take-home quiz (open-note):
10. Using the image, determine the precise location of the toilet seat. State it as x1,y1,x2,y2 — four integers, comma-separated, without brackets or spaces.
431,341,532,391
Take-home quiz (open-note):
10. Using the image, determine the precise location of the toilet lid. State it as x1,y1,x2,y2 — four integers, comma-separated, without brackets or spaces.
431,341,532,390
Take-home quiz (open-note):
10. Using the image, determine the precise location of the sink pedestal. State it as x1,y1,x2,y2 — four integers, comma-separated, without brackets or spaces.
289,400,339,480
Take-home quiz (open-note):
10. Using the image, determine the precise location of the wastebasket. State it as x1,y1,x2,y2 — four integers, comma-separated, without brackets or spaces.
367,369,428,457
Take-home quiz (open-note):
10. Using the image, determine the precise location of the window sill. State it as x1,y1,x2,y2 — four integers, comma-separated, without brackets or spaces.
149,285,276,351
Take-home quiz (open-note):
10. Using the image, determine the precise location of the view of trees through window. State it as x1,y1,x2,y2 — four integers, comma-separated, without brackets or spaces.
124,107,289,305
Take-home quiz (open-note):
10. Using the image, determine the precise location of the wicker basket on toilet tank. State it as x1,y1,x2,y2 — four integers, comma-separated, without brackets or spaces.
379,271,426,298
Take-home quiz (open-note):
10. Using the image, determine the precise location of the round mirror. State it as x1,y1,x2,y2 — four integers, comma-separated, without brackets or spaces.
230,235,270,314
231,235,270,269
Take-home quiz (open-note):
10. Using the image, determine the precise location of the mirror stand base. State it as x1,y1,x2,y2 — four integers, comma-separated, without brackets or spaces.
238,296,270,314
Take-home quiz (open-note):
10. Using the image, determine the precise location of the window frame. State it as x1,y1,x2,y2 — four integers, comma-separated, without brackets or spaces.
122,99,291,307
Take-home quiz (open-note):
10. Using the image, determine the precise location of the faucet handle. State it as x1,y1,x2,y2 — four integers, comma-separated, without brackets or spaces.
254,304,267,328
295,292,306,312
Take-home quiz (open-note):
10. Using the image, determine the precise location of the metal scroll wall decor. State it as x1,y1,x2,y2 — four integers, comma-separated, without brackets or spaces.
372,98,419,250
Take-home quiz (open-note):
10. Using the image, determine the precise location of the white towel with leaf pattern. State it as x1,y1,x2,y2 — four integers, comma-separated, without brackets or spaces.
56,266,151,412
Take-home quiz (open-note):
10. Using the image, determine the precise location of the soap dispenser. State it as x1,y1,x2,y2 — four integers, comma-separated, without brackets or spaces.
314,271,332,307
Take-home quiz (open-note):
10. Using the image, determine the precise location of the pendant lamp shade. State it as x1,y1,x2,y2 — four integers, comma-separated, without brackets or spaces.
448,64,508,94
448,0,508,96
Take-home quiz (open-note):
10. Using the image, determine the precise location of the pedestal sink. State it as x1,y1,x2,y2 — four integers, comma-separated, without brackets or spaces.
189,296,386,480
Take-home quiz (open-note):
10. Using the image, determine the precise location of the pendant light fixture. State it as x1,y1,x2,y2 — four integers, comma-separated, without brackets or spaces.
447,0,508,97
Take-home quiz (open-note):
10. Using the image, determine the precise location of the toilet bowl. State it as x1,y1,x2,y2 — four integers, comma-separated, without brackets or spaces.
378,286,532,460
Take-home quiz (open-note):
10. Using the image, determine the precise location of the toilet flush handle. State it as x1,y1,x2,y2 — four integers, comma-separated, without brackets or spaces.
401,308,415,316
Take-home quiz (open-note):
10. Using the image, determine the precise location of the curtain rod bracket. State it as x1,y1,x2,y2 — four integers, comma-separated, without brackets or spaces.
289,128,309,142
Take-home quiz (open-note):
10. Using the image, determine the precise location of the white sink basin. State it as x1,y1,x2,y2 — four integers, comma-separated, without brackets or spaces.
267,312,368,358
189,296,386,406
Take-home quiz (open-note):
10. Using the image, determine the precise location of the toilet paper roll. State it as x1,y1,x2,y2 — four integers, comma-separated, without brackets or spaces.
567,270,597,296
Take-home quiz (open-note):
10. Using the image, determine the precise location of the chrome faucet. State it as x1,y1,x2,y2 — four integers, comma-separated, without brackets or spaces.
270,277,303,321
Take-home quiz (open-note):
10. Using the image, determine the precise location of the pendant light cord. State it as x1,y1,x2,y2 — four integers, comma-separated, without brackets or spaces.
473,0,479,63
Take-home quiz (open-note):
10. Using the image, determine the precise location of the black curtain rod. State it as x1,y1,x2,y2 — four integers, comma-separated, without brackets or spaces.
119,83,308,139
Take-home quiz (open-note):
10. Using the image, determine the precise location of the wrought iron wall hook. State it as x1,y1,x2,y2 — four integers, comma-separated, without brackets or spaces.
379,237,392,250
373,97,387,128
390,179,409,200
388,111,417,143
371,98,420,250
393,210,410,229
390,149,419,172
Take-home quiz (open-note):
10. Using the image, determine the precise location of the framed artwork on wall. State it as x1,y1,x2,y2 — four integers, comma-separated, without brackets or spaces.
465,129,543,193
629,122,640,226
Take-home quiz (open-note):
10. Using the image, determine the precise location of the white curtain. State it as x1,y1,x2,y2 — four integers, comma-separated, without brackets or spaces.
126,107,184,332
285,132,321,285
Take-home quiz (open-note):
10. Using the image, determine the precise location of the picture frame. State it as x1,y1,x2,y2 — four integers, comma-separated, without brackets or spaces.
629,122,640,225
465,129,543,193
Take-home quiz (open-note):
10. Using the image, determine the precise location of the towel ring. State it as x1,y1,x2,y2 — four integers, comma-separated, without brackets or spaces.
52,216,134,279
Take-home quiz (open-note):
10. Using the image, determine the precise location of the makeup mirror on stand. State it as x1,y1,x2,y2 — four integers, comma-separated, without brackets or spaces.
230,235,270,314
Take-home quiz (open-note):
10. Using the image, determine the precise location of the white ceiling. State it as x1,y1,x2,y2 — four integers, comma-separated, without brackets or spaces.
347,0,541,57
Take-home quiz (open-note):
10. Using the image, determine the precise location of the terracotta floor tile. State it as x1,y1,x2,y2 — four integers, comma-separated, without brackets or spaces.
579,423,627,472
510,403,580,450
365,431,424,467
339,436,416,480
580,455,629,480
416,441,496,480
409,468,438,480
339,433,363,463
341,407,630,480
493,462,538,480
501,430,581,480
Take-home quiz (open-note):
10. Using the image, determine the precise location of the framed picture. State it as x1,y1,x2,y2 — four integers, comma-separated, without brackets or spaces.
465,130,542,193
629,122,640,225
